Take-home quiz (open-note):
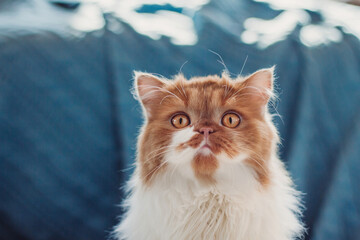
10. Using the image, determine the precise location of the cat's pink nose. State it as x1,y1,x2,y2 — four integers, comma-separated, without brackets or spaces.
199,127,214,138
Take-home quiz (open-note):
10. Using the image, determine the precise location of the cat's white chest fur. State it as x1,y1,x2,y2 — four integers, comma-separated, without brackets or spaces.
114,158,303,240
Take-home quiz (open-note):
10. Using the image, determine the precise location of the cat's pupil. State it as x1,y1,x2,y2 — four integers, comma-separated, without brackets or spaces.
179,118,183,125
229,117,232,124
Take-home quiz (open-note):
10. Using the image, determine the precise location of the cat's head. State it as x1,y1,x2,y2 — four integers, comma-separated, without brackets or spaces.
134,68,278,187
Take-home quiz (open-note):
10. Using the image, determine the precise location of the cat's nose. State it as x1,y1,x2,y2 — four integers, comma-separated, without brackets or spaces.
198,127,214,138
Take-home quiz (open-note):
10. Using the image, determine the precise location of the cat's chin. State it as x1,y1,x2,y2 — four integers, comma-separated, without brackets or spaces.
191,153,219,183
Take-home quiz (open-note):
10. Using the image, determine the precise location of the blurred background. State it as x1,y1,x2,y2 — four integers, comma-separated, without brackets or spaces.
0,0,359,239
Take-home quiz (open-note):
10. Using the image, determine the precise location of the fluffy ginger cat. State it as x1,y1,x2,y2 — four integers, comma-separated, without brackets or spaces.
114,68,304,240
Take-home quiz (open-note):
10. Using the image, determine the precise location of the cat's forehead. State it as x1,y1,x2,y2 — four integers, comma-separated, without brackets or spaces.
182,74,230,89
168,75,238,110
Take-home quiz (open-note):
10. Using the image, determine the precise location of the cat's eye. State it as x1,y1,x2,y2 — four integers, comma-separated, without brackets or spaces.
221,112,241,128
171,114,190,128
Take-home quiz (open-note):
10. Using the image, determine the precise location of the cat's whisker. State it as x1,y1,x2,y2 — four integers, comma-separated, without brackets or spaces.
143,159,169,182
268,97,284,125
147,146,191,181
236,86,273,98
178,60,188,74
119,164,136,173
146,145,172,159
227,87,243,100
208,49,230,75
227,86,272,102
225,88,242,103
160,94,178,105
228,92,271,103
239,55,248,76
179,79,187,98
140,89,165,100
242,147,266,160
158,88,183,102
223,84,228,99
168,80,186,99
144,142,183,162
169,157,181,180
144,149,174,164
246,156,268,174
139,85,183,102
147,72,166,79
222,84,232,100
146,145,166,156
240,148,269,174
147,162,167,182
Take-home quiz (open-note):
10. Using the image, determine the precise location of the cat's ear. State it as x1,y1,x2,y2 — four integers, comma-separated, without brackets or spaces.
241,66,275,105
134,71,167,117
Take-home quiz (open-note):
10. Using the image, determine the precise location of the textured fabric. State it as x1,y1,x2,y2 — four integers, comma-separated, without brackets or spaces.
0,0,359,239
0,32,125,239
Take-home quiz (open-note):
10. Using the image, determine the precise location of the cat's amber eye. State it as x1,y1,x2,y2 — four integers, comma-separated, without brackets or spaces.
171,114,190,129
221,112,241,128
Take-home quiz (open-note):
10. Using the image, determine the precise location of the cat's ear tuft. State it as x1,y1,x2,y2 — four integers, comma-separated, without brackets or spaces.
242,66,275,105
134,71,166,117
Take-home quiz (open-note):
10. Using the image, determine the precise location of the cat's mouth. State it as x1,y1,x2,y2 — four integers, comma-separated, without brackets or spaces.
197,142,213,155
201,143,211,149
177,133,219,155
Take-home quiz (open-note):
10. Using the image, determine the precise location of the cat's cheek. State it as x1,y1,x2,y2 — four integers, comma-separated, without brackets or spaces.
165,127,197,164
171,126,196,146
163,127,198,179
163,147,198,180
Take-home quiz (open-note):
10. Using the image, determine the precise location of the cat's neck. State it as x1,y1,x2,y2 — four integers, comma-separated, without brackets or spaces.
117,158,302,240
145,153,275,199
124,157,301,240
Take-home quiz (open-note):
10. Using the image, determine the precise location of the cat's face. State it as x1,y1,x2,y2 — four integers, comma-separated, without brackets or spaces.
135,69,277,187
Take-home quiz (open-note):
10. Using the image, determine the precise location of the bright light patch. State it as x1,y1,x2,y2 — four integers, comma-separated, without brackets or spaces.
321,1,360,40
114,0,209,45
116,0,209,10
300,24,343,47
250,0,360,47
254,0,320,11
241,10,310,49
0,0,105,33
118,10,197,45
70,4,105,32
